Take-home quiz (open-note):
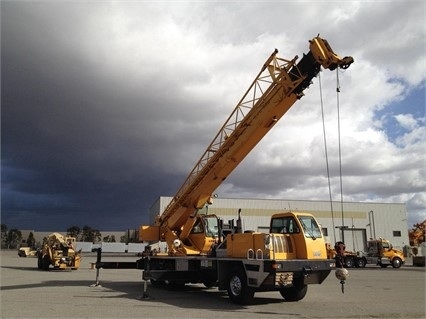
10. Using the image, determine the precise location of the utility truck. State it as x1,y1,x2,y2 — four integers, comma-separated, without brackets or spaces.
354,238,405,268
96,36,353,304
327,238,405,269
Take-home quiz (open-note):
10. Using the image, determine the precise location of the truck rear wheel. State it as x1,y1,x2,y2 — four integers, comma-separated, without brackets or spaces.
392,257,402,269
227,268,254,304
279,282,308,302
356,257,366,268
344,256,355,268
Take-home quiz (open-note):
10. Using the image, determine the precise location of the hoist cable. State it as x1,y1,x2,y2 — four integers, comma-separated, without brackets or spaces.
318,71,337,242
336,69,345,242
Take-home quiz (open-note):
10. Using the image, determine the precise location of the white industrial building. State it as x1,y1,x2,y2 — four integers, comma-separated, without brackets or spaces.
150,196,409,252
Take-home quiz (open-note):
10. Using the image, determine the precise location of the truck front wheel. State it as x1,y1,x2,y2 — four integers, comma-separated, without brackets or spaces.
279,282,308,302
227,268,255,304
41,255,50,271
37,253,42,269
392,257,402,269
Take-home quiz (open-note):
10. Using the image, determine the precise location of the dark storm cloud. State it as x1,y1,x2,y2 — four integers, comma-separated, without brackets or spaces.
1,2,204,230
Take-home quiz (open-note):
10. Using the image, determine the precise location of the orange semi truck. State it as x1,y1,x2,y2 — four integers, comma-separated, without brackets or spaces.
328,238,405,269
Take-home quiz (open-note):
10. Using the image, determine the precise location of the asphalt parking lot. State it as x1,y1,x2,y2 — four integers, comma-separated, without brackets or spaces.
1,250,425,319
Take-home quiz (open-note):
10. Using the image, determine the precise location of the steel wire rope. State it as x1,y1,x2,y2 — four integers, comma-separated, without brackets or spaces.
336,69,345,242
318,71,337,243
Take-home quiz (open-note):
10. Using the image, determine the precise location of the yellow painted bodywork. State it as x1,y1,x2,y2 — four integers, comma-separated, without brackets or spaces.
225,212,327,260
226,233,266,258
271,212,328,260
140,225,160,242
226,232,298,260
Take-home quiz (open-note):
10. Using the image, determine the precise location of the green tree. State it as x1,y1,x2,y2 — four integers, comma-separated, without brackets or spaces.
92,229,102,243
1,224,8,249
103,235,116,242
26,232,36,248
67,226,81,240
81,225,102,243
7,229,22,249
120,233,128,243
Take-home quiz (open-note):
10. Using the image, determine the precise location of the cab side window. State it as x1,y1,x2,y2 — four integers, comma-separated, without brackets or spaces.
270,217,300,234
191,219,204,234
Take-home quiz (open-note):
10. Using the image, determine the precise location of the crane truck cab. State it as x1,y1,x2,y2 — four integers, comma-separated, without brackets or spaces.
270,212,326,259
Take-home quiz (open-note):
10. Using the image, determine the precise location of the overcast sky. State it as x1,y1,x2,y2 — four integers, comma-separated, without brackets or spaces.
2,1,425,232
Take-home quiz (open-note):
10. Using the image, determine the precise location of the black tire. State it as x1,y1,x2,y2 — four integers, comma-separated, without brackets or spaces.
379,263,388,268
41,255,50,270
392,257,402,269
356,257,366,268
344,256,355,268
227,267,255,304
37,253,42,269
279,282,308,302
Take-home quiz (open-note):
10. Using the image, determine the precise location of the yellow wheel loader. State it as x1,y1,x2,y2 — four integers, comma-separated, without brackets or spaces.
37,232,81,270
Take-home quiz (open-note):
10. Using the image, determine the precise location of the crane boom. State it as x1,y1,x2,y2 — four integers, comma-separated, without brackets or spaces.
140,36,353,254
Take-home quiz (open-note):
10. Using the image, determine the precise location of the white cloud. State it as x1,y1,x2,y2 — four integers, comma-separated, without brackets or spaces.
394,114,420,130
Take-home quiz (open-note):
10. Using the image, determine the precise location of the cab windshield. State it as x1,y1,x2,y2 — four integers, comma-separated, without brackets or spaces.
203,215,219,237
298,215,322,239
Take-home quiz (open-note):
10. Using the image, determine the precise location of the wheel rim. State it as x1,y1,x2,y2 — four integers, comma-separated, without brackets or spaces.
229,275,242,296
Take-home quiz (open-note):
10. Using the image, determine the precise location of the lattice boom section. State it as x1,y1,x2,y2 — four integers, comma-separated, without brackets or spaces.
171,53,299,202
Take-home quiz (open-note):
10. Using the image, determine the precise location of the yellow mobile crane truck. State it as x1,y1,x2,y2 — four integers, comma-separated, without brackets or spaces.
96,36,353,304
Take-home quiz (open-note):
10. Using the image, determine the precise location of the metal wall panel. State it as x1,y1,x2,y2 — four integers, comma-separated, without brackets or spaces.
151,196,409,251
